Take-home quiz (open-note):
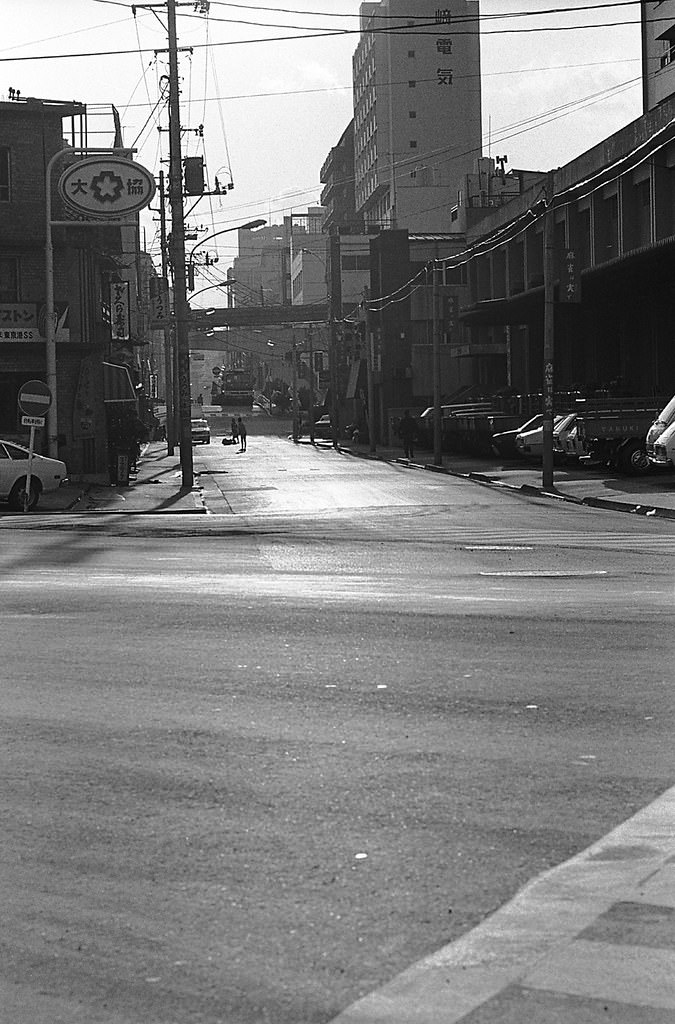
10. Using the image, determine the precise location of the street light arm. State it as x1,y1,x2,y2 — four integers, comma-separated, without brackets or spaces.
188,219,266,267
189,281,236,303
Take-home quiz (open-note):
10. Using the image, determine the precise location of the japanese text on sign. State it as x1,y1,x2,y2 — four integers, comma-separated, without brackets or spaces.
435,9,452,23
560,248,581,304
110,281,131,341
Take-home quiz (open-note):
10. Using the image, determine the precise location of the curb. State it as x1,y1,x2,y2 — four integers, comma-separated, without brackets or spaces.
330,783,675,1023
338,445,675,521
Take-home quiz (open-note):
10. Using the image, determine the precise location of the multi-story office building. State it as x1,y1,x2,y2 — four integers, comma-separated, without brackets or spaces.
641,0,675,111
352,0,482,232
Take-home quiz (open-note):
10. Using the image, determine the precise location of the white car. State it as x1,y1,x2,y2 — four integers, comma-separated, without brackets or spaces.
515,415,566,459
0,440,68,511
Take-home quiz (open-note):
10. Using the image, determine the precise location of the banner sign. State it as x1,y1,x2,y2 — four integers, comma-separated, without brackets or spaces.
0,302,38,341
110,281,131,341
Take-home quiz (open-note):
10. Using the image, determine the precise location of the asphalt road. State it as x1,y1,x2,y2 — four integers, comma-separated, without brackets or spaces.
1,423,674,1024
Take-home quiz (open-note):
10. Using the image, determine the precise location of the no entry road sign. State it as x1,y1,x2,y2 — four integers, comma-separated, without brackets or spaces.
18,380,52,417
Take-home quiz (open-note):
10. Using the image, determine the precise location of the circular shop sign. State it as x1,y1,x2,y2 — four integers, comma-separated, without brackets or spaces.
58,156,156,219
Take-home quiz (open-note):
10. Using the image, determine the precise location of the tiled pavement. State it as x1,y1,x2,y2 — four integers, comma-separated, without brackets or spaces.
330,786,675,1023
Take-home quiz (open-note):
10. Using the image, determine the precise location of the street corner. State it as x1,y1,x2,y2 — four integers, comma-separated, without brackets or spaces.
329,784,675,1024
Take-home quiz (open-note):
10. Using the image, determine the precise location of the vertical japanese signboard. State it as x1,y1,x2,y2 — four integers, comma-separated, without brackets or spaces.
110,282,131,341
560,248,581,304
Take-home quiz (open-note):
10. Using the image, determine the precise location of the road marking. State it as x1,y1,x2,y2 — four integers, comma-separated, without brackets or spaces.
464,545,534,551
480,570,608,578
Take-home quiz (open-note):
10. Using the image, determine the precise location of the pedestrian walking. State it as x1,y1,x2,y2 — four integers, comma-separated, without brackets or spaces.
231,416,239,443
397,409,417,460
238,416,247,452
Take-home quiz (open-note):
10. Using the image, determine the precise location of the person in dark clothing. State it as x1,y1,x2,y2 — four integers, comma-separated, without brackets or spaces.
237,416,247,452
231,417,239,443
398,409,417,460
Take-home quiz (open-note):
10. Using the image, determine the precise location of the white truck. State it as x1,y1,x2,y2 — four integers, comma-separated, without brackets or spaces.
646,395,675,469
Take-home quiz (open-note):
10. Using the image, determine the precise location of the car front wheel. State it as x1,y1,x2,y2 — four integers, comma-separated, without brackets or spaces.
8,478,40,512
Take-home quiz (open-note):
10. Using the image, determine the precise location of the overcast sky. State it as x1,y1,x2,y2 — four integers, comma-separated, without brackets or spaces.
2,0,643,276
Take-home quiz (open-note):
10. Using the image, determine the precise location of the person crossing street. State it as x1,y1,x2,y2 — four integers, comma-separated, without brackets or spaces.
237,416,247,452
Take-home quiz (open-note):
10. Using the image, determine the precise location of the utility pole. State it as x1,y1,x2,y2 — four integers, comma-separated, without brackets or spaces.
307,325,315,444
158,170,175,454
363,287,376,454
292,334,299,442
432,261,443,466
167,0,194,488
542,170,556,491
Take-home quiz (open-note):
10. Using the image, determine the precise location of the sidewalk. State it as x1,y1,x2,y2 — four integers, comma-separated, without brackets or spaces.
333,440,675,521
331,783,675,1023
38,443,206,514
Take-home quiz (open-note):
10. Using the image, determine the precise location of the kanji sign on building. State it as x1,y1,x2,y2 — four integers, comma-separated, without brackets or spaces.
110,282,131,341
0,303,38,341
560,248,581,304
58,156,156,220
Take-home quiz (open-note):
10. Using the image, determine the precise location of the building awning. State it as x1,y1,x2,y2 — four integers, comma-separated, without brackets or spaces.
103,362,137,403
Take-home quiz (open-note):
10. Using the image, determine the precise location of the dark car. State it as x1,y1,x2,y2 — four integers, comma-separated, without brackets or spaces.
311,415,334,439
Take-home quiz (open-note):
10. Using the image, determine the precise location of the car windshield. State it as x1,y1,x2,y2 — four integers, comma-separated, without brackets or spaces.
4,443,29,459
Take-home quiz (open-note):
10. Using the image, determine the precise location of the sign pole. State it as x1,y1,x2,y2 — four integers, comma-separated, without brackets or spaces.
23,425,36,514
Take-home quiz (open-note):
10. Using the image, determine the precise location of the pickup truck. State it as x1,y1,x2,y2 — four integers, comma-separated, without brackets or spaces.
575,401,664,474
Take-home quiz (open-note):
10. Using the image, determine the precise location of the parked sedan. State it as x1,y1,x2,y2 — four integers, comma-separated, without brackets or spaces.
0,440,68,511
190,418,211,445
491,414,542,458
515,415,566,459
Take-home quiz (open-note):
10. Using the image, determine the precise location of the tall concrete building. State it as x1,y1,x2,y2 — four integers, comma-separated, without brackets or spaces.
641,0,675,111
353,0,482,232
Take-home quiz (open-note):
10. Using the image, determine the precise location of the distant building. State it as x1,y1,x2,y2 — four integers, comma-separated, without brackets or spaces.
352,0,482,232
320,121,363,235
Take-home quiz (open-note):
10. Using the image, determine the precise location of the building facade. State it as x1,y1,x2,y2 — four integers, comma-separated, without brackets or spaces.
641,0,675,111
352,0,482,232
0,94,153,480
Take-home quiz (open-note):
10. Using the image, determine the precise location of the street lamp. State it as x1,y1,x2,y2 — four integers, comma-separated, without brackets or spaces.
188,280,236,304
187,219,266,290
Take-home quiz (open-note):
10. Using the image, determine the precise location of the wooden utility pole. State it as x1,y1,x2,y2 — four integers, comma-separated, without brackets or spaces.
167,0,193,488
292,335,299,442
542,171,556,490
432,262,443,466
307,325,315,443
363,287,376,453
158,171,175,454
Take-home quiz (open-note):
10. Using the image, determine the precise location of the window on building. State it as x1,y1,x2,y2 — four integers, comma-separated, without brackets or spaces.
409,110,417,119
408,80,416,88
410,141,418,149
0,257,19,301
0,148,10,202
408,50,416,58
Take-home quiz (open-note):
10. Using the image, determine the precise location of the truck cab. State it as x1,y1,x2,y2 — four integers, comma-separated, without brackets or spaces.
646,395,675,467
650,419,675,469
